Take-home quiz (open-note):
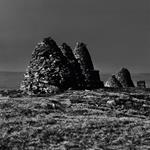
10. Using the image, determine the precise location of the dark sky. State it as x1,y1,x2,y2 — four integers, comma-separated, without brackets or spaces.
0,0,150,73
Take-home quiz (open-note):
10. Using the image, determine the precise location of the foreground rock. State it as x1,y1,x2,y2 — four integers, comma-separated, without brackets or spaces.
116,68,134,88
105,75,122,88
73,42,104,89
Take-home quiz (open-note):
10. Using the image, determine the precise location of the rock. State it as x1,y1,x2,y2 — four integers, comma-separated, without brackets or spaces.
20,38,104,95
106,100,116,107
73,42,103,89
20,37,74,95
73,42,94,72
115,68,134,88
105,75,122,88
84,70,104,89
137,80,146,88
60,43,85,89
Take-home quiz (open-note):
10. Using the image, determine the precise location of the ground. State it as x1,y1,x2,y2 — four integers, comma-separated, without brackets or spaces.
0,88,150,150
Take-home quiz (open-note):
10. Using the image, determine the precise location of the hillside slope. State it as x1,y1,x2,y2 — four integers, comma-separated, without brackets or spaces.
0,88,150,149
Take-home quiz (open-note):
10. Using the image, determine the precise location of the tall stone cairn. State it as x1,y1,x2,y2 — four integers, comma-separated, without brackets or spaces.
115,68,134,88
60,43,85,89
73,42,104,89
105,75,122,88
20,37,74,95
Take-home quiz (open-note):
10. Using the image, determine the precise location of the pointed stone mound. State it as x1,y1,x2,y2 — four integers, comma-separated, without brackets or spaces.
73,42,94,72
105,75,122,88
73,42,104,89
21,38,104,95
60,43,85,89
20,37,74,95
115,68,134,88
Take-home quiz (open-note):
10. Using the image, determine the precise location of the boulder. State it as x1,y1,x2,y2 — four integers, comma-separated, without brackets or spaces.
115,68,134,88
20,37,74,95
105,75,122,88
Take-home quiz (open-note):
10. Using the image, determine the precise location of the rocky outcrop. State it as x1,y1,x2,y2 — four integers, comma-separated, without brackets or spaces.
21,37,103,95
73,42,104,89
115,68,134,88
105,75,122,88
105,68,134,88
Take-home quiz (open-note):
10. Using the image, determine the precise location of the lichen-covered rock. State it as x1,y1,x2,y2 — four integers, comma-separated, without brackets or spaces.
115,68,134,88
20,37,74,95
73,42,103,89
60,43,85,89
105,75,122,88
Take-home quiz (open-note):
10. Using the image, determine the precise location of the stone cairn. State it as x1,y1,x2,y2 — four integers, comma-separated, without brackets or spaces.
60,43,85,89
137,80,146,88
115,68,134,88
105,68,134,88
20,37,103,95
73,42,104,89
105,75,122,88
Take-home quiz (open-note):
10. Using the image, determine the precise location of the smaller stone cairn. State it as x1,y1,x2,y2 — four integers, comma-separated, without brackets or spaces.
105,68,134,88
105,75,122,88
137,80,146,88
73,42,104,89
115,68,134,88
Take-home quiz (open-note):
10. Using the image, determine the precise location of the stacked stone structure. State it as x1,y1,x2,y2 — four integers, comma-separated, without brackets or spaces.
137,80,146,88
105,68,134,88
21,37,103,95
21,37,74,95
60,43,85,89
115,68,134,88
73,42,104,89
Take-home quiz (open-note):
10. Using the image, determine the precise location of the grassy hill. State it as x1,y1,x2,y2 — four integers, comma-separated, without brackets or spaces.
0,88,150,149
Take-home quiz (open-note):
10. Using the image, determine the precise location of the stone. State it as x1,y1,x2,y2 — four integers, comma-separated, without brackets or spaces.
60,43,85,89
20,37,74,95
137,80,146,88
73,42,94,72
20,38,104,95
84,70,104,89
105,75,122,88
115,68,134,88
73,42,103,89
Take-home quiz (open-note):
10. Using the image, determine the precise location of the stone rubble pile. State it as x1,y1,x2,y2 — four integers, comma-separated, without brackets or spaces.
105,68,134,88
20,37,104,95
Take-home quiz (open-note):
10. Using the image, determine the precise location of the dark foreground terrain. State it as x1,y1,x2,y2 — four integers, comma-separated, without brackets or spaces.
0,88,150,149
